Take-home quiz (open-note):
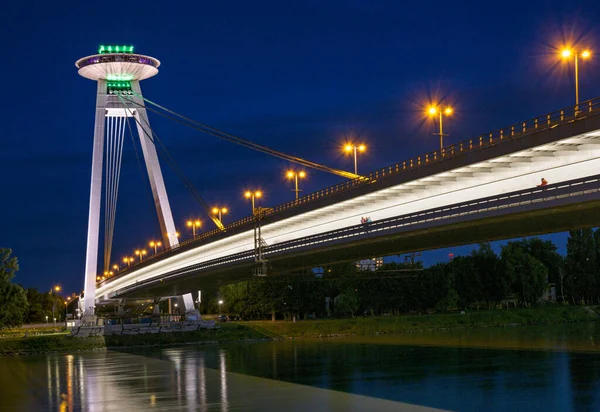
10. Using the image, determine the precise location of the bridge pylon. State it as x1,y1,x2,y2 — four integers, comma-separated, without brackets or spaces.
253,209,269,276
75,46,179,319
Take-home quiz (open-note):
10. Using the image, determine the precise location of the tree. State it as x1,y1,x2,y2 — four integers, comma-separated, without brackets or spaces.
0,248,28,328
518,238,562,286
566,229,596,304
334,291,359,318
501,242,548,306
470,243,504,305
448,256,483,309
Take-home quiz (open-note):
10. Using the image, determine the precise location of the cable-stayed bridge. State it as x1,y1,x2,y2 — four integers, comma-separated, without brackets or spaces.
95,98,600,312
75,46,600,318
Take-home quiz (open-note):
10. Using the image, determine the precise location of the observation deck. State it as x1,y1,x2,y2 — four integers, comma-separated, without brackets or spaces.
75,46,160,81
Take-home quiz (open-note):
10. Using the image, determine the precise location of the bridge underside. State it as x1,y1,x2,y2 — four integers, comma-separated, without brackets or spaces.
104,198,600,305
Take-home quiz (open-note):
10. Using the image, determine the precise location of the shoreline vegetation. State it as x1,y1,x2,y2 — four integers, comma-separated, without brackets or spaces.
1,305,599,356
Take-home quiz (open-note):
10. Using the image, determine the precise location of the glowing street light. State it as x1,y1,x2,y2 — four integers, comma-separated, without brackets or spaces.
123,256,134,267
244,190,262,215
113,264,119,271
560,47,592,106
286,170,306,201
212,207,228,223
343,143,366,175
427,105,453,150
149,240,162,255
134,249,147,262
218,299,224,314
186,220,202,237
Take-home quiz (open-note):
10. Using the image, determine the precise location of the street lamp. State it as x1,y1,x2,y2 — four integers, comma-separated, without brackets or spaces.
123,256,134,267
286,170,306,201
244,190,262,215
344,143,366,175
134,249,147,262
560,47,592,107
112,264,119,271
186,220,202,237
149,240,162,255
45,315,48,324
427,106,453,150
218,299,223,314
212,207,228,223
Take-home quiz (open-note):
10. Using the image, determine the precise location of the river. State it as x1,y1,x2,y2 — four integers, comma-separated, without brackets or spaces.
2,322,600,411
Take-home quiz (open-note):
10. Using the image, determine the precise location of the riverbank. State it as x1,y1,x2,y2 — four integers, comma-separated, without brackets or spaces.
249,305,600,338
1,305,598,356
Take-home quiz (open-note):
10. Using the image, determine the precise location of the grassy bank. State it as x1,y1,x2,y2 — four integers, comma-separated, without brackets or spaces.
243,305,600,338
1,306,598,356
0,324,267,356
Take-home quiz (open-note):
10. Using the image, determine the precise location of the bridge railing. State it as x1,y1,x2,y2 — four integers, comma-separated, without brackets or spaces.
100,97,600,283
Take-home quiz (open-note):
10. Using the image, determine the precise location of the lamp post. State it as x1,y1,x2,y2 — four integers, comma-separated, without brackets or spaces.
123,256,134,267
149,240,162,255
560,48,591,107
45,315,48,324
427,106,453,150
186,220,202,237
344,144,366,175
112,264,119,272
218,300,223,315
244,190,262,215
134,249,147,262
212,207,228,223
64,301,68,329
286,170,306,201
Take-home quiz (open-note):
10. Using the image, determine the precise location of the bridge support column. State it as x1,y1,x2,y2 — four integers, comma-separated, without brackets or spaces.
181,293,201,321
81,81,108,321
117,299,125,316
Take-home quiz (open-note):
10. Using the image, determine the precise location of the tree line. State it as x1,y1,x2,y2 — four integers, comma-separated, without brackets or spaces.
0,248,70,329
213,229,600,320
2,229,600,328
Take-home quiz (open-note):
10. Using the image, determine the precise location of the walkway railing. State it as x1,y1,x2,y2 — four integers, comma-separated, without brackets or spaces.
100,97,600,284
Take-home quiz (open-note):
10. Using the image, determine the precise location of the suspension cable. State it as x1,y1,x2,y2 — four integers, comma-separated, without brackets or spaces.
118,94,225,230
102,115,126,272
125,113,159,224
121,93,363,180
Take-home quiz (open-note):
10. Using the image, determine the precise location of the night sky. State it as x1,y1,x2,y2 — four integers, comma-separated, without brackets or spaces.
2,1,600,296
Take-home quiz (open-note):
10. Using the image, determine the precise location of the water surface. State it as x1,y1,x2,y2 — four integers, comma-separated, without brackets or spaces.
3,322,600,411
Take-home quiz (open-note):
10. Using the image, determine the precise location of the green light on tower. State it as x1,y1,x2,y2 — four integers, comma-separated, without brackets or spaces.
98,44,135,54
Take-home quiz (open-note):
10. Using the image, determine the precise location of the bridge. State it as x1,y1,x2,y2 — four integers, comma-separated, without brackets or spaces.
92,97,600,314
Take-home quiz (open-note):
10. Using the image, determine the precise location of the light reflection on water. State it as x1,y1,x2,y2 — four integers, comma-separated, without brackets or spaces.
1,347,415,411
3,323,600,411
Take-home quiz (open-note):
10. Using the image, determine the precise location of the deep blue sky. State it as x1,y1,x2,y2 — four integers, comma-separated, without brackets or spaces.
2,1,600,296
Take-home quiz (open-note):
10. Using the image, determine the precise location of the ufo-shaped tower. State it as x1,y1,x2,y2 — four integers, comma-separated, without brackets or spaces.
76,46,178,319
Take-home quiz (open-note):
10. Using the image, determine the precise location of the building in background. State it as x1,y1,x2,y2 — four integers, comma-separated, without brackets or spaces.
356,257,383,271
